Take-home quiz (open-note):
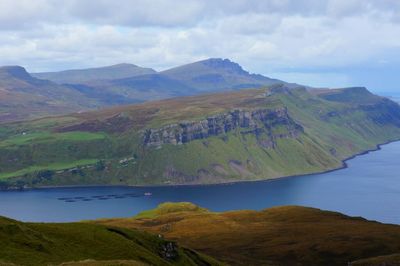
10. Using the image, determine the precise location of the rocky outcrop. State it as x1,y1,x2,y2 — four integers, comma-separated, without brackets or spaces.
159,241,179,260
143,108,303,148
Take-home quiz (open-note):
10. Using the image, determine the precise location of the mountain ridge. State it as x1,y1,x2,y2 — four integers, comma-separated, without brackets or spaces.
160,58,283,91
32,63,157,84
0,58,286,122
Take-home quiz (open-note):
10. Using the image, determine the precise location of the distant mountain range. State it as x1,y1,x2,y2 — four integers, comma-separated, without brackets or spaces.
0,58,284,122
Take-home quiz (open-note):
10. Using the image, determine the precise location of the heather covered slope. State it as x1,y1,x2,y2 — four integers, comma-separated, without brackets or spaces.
1,85,400,187
95,202,400,266
0,215,220,266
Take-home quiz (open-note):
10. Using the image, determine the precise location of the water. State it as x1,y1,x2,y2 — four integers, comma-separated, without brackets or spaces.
1,141,400,224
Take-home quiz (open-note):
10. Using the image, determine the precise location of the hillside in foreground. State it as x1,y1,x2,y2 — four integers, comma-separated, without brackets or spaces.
94,202,400,266
0,213,219,266
2,202,400,265
1,85,400,187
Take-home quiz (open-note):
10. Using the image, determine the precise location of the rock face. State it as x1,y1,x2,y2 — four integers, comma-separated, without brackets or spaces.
143,108,303,148
159,241,179,260
201,58,249,75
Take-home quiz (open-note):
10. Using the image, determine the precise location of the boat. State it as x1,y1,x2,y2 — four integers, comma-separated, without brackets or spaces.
144,192,152,196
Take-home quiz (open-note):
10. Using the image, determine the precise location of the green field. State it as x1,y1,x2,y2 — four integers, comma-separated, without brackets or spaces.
0,159,98,180
0,131,105,147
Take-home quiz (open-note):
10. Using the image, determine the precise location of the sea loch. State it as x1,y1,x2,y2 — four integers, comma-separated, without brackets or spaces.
1,141,400,224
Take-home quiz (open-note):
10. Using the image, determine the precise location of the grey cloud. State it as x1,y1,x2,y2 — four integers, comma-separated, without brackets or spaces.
1,0,400,77
1,0,400,30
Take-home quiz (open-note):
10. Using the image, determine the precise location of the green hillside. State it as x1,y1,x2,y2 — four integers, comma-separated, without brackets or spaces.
0,215,220,266
1,85,400,187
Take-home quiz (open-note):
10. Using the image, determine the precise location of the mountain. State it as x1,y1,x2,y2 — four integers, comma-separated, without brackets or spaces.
94,202,400,266
32,63,157,84
0,66,100,122
0,84,400,188
0,59,286,122
80,58,283,103
0,213,220,266
86,73,194,102
161,58,283,91
51,58,286,99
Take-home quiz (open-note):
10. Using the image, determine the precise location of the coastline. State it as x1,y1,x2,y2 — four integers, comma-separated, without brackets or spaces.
3,138,399,191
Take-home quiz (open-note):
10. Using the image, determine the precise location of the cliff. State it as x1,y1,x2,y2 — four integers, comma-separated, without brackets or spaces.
143,107,303,148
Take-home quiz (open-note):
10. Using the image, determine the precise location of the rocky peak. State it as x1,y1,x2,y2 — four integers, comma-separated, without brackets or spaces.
201,58,249,75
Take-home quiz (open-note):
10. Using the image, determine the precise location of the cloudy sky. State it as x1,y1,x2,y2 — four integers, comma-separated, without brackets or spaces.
1,0,400,93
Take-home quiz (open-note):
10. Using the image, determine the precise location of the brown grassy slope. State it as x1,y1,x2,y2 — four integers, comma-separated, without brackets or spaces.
57,259,148,266
93,203,400,266
57,88,278,132
351,253,400,265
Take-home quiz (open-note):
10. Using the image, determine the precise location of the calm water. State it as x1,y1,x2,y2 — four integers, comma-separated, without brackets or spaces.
1,141,400,223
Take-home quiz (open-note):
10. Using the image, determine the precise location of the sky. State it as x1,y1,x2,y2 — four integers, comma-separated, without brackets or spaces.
0,0,400,93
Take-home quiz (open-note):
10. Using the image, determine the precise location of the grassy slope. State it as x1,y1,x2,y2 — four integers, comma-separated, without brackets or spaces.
57,260,148,265
0,215,220,266
350,253,400,265
94,202,400,266
1,86,400,187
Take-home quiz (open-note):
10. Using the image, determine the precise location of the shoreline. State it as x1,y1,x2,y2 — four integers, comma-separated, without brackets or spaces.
2,138,399,192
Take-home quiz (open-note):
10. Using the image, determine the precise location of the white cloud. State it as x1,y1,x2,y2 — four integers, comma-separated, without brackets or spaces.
0,0,400,85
